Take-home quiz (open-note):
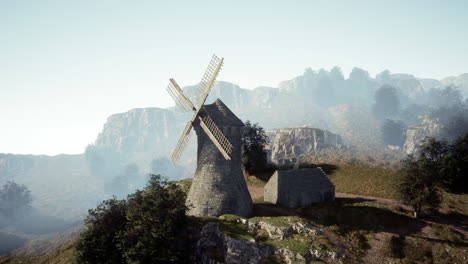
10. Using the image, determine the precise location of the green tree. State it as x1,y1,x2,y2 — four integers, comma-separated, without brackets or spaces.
445,132,468,193
75,198,127,264
399,154,442,218
0,181,32,220
75,174,190,264
119,174,189,263
241,121,269,174
398,137,458,217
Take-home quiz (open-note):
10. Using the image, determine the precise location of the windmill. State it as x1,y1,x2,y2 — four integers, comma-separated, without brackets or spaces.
166,54,252,217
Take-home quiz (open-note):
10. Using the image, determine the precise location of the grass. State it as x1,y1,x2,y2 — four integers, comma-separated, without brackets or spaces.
248,162,403,200
189,215,254,241
326,164,402,200
249,216,302,227
170,179,192,194
0,241,76,264
298,199,416,235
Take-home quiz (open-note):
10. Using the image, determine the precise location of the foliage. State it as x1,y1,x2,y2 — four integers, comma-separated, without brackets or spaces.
381,119,407,147
399,157,443,217
444,132,468,193
119,175,189,263
242,120,269,174
75,174,190,264
372,84,400,120
0,181,32,220
75,197,127,264
427,86,463,108
398,137,452,216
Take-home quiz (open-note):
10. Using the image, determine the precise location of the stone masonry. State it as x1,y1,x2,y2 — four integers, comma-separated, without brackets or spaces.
186,99,252,217
264,168,335,208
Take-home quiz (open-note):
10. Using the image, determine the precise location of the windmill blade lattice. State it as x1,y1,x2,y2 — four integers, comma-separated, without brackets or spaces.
198,115,233,160
166,78,194,112
166,54,232,163
194,54,224,109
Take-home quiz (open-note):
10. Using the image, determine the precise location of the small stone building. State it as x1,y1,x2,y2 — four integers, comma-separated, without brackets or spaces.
264,168,335,208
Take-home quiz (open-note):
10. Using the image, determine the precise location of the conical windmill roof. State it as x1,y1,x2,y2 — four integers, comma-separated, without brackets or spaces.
199,99,244,127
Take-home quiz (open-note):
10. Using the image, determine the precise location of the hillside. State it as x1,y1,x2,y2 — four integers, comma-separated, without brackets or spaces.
3,162,466,264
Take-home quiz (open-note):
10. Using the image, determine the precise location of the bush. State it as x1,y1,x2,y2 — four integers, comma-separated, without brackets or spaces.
75,174,190,264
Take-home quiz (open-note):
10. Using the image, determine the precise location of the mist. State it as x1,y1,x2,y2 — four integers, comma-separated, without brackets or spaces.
1,67,467,255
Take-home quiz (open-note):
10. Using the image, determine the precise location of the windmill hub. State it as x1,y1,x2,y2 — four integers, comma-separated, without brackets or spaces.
166,55,252,217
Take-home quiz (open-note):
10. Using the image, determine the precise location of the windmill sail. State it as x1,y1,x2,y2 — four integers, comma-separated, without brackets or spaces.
171,122,193,162
194,54,224,109
167,54,232,163
198,115,233,160
167,78,195,112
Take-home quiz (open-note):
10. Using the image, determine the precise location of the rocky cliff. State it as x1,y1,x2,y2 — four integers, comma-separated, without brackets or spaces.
403,117,445,154
267,128,344,165
94,107,188,157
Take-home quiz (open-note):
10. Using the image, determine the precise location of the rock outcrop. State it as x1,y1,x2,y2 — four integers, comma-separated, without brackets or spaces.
196,218,342,264
403,117,444,154
196,222,270,264
267,127,344,165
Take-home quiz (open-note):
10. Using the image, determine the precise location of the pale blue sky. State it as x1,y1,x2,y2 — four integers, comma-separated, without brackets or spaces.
1,0,467,155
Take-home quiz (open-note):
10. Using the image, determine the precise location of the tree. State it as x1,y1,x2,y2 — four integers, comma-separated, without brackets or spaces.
119,174,189,263
399,156,442,218
0,181,32,220
398,137,460,217
381,119,406,147
241,121,269,174
75,174,190,264
445,132,468,193
75,198,127,264
427,86,462,108
372,85,400,120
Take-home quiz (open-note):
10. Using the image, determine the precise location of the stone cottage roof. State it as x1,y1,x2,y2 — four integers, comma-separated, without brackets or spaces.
276,168,334,190
199,99,244,127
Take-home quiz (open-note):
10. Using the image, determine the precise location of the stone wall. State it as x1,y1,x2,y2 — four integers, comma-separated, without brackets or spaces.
264,168,335,208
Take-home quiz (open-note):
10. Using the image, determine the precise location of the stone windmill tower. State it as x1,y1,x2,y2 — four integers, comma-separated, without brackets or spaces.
166,55,252,217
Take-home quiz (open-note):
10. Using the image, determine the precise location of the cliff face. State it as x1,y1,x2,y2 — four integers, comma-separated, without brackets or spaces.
267,128,344,165
94,107,188,156
403,117,444,154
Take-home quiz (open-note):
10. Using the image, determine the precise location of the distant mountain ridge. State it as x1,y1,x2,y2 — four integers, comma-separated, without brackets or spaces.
1,67,467,221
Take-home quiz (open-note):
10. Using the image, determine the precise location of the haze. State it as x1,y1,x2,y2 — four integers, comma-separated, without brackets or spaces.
1,0,467,155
